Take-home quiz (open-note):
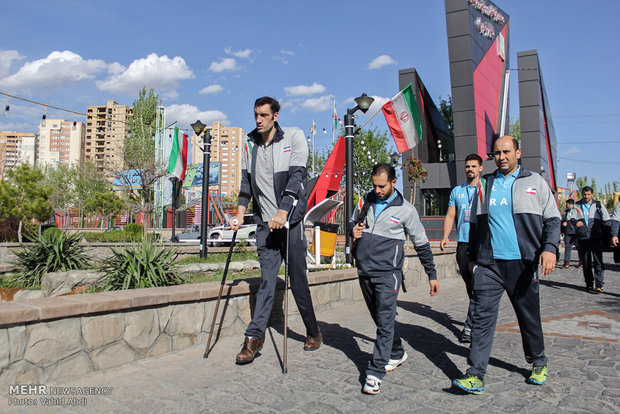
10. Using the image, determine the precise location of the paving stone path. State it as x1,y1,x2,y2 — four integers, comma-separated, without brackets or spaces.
2,253,618,413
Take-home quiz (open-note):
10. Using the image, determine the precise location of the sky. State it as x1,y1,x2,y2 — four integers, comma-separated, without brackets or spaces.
1,0,619,190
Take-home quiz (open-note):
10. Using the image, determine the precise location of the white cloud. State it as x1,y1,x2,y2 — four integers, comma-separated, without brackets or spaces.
199,84,224,95
284,82,326,97
0,50,107,91
368,54,397,70
225,47,253,59
209,58,237,73
0,50,24,78
300,95,335,112
166,104,228,128
96,53,194,98
565,146,581,155
274,49,295,64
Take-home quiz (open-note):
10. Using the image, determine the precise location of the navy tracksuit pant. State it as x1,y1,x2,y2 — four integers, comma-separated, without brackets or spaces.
359,272,405,380
245,219,319,339
467,259,547,378
456,242,474,331
578,238,605,289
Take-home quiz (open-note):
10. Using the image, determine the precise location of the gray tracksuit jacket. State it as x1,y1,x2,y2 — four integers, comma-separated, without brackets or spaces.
573,199,611,240
348,189,437,280
238,122,308,224
611,201,620,238
469,167,561,265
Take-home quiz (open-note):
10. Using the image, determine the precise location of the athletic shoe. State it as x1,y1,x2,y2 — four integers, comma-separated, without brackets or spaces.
459,328,472,343
562,263,570,269
452,373,484,394
385,352,408,372
595,287,604,294
362,375,381,395
528,365,548,385
585,286,594,293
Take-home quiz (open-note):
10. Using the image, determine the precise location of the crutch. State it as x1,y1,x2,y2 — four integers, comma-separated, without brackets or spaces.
282,199,298,374
204,220,238,358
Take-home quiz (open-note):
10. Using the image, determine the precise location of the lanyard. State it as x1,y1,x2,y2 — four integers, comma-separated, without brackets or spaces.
464,186,475,207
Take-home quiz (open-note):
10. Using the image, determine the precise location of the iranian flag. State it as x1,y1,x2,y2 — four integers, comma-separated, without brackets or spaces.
168,126,188,181
382,84,422,153
332,100,338,131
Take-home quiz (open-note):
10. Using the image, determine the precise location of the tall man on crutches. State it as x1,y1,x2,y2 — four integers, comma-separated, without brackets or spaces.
229,96,322,365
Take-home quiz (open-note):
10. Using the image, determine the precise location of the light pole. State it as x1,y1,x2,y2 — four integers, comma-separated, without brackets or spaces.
169,176,180,242
191,120,211,259
344,93,374,264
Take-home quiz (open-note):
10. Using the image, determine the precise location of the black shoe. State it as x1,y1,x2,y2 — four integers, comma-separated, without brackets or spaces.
459,328,472,343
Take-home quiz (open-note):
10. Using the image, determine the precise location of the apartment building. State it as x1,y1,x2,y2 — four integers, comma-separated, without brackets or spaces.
0,131,36,178
190,122,245,197
37,119,84,167
84,100,132,176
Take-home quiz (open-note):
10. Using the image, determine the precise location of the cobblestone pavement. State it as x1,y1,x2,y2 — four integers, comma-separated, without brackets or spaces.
2,253,619,413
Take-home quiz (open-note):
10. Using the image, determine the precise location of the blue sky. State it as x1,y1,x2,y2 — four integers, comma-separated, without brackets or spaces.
1,0,619,189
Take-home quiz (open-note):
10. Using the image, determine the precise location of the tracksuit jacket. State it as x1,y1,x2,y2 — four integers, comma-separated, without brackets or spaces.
573,199,611,240
469,167,561,264
238,122,308,223
349,189,437,280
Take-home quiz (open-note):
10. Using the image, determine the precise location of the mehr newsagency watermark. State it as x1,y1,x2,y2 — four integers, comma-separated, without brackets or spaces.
7,384,113,407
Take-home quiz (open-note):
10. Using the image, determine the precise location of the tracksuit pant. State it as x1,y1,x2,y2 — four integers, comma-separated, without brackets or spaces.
466,260,547,378
456,242,474,332
563,234,578,265
359,272,405,380
578,238,605,289
245,219,319,339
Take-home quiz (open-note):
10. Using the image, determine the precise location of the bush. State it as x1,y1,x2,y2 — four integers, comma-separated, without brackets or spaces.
102,240,183,290
124,223,143,235
12,230,89,287
82,229,141,243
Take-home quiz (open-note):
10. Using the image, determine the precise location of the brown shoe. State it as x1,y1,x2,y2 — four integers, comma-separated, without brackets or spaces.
235,336,263,364
304,328,322,351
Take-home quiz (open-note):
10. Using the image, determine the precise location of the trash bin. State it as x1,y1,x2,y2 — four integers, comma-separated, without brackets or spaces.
311,222,339,257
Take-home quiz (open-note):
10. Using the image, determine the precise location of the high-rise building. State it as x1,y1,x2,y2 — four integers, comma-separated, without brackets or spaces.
37,119,84,167
0,131,36,178
84,100,132,176
190,122,245,197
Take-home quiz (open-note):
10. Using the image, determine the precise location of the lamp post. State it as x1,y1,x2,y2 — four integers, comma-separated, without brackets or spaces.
390,151,401,167
169,176,180,242
344,93,374,264
191,120,211,259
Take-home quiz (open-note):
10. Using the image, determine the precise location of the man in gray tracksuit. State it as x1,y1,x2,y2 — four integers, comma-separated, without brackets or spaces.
230,96,321,365
453,136,561,394
350,163,439,395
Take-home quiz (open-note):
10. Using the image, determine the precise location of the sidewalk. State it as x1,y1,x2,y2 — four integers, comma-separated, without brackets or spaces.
2,253,619,413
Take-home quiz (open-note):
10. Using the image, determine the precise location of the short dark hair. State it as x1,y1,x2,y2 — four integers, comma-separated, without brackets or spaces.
582,186,593,193
254,96,280,114
371,163,396,181
465,153,483,165
566,198,575,204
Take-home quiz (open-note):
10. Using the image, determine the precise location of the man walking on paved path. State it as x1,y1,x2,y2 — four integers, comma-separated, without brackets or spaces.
230,96,322,365
440,153,484,343
561,198,580,268
452,135,561,394
350,163,439,395
574,186,611,293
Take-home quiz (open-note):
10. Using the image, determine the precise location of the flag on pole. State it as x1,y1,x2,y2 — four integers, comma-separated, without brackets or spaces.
310,120,316,135
332,100,338,131
381,84,423,153
168,126,188,180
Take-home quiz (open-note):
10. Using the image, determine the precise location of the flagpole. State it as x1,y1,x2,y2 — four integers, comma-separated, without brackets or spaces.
355,87,404,132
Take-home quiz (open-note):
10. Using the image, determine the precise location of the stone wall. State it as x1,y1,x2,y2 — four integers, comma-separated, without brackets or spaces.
0,250,457,388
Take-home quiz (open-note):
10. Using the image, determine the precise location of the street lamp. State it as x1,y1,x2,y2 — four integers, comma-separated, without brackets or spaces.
344,93,374,264
191,120,211,259
169,176,180,242
390,151,401,167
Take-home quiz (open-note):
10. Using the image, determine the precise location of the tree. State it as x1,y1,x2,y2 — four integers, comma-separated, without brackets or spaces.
352,127,391,196
119,87,167,237
405,156,428,205
438,96,454,137
509,118,521,143
83,191,125,228
0,164,53,242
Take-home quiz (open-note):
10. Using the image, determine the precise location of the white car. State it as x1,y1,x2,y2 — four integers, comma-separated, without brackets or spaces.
208,215,257,246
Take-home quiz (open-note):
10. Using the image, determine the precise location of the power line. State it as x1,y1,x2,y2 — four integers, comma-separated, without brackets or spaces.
558,141,620,144
558,156,620,165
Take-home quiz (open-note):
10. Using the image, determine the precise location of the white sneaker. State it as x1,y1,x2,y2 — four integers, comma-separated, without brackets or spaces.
385,351,408,372
362,375,381,395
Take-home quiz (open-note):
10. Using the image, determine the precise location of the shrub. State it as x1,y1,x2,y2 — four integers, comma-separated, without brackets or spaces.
102,240,183,290
12,230,89,287
124,223,143,235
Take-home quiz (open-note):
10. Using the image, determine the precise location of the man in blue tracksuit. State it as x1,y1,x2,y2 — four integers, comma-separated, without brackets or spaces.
350,163,439,395
453,136,561,394
440,153,484,343
230,97,321,364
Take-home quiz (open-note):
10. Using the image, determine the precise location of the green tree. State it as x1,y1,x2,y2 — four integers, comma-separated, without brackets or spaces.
438,96,454,137
404,157,428,205
0,164,53,242
119,87,167,236
83,192,125,229
509,118,521,143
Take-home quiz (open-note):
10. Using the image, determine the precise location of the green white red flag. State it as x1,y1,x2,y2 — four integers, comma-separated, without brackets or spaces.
332,100,338,131
382,83,422,153
168,126,188,181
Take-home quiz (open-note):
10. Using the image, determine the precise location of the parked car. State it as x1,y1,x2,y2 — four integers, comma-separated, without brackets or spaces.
104,226,123,232
208,215,257,247
175,225,200,243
